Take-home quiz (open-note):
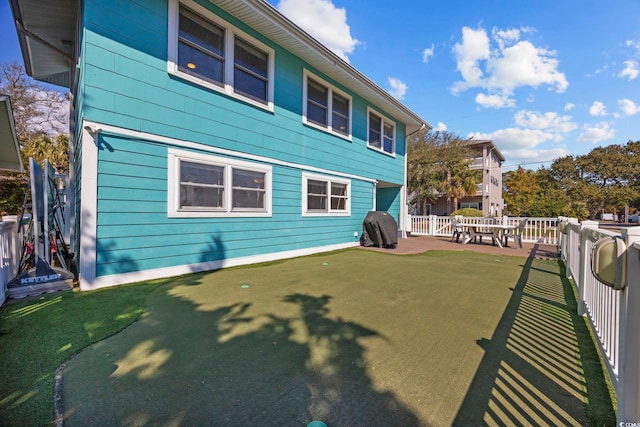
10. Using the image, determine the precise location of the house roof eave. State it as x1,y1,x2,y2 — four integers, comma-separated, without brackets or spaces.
0,95,24,173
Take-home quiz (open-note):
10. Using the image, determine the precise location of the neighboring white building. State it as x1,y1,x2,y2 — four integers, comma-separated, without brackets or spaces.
426,139,505,217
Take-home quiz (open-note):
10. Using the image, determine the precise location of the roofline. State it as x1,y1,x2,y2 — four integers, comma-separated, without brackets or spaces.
214,0,430,132
8,0,34,78
10,0,430,132
464,139,506,162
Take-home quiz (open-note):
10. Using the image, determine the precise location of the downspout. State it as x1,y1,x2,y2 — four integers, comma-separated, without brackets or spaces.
402,123,427,238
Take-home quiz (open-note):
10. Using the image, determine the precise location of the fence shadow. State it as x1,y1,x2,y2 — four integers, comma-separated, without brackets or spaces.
452,244,614,426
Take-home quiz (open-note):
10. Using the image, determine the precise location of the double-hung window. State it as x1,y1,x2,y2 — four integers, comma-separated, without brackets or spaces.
178,7,224,86
168,148,272,217
303,71,352,139
367,109,396,155
233,37,268,102
169,1,274,109
302,173,350,216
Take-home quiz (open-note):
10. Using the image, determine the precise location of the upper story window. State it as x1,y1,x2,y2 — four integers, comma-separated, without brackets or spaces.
178,7,225,86
234,37,268,102
168,148,272,218
367,108,395,155
168,1,274,110
303,71,352,140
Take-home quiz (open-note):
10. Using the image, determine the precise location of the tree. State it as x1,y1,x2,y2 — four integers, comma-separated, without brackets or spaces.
0,63,70,214
0,62,69,144
21,133,70,174
539,143,640,219
503,167,540,216
408,131,479,215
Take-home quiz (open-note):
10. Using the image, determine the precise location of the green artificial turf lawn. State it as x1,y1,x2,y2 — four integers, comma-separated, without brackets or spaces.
0,249,616,426
0,281,162,426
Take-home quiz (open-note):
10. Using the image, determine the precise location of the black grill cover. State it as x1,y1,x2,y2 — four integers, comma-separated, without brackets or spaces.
361,211,398,248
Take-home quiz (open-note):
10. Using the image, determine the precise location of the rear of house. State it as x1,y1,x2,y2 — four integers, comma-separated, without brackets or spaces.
11,0,428,289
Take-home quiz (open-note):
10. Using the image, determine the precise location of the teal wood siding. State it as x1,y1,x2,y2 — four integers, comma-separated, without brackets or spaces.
78,0,408,278
94,134,371,276
376,187,401,222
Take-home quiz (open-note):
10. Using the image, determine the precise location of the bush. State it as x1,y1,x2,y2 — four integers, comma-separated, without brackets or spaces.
451,207,483,217
0,174,29,215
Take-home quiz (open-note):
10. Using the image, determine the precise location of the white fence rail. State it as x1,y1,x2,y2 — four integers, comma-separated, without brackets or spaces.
559,218,640,424
408,215,559,245
0,216,25,306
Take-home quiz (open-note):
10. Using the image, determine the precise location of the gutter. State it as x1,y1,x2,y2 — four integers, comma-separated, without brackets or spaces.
13,19,74,64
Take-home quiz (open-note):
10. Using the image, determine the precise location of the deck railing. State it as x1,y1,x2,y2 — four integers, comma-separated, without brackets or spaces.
407,215,559,245
0,216,25,306
558,218,640,424
408,214,640,422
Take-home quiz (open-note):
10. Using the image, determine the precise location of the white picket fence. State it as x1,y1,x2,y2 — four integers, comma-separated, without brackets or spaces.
559,218,640,424
0,216,25,306
410,214,640,422
408,215,559,244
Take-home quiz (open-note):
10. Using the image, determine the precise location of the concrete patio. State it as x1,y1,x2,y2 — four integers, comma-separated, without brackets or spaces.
361,234,560,260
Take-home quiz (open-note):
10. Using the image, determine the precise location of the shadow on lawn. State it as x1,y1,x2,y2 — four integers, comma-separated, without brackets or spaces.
63,282,422,426
452,245,615,426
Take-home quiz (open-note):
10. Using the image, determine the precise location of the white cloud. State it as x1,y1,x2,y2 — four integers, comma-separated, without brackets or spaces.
469,127,559,150
422,44,435,64
467,127,568,165
387,77,407,100
577,122,615,143
492,28,522,50
564,103,575,111
513,110,577,133
626,39,640,51
451,26,568,109
619,98,640,116
452,27,490,92
489,41,568,92
434,122,447,131
475,92,515,109
619,60,639,80
589,101,607,116
501,147,569,166
276,0,359,62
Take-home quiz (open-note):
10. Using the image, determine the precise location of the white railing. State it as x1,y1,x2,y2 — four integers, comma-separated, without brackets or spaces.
407,215,559,245
0,216,25,306
559,218,640,424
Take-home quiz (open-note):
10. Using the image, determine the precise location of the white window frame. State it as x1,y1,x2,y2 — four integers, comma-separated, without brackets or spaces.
461,202,480,210
167,0,275,111
301,172,351,217
302,70,352,141
367,107,396,156
168,148,272,218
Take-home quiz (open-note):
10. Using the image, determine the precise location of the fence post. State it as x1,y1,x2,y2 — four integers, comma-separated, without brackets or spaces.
564,218,579,277
429,215,436,236
577,220,599,316
618,227,640,424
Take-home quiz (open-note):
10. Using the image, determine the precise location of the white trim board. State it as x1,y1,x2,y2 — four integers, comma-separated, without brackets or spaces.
80,241,359,290
82,120,377,184
78,119,372,290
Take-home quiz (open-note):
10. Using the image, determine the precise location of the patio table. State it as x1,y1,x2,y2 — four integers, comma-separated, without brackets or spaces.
457,223,517,248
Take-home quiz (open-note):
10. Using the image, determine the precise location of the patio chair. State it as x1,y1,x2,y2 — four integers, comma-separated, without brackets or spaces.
503,218,528,249
450,217,468,243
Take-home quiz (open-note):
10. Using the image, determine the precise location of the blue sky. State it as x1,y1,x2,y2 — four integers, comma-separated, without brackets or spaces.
2,0,640,169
